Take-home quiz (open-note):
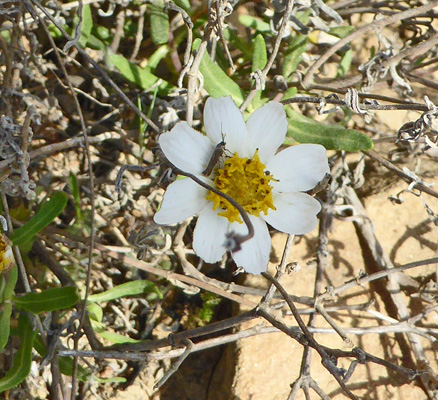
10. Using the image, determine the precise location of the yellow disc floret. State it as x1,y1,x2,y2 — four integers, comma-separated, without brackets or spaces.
0,234,13,274
206,151,276,223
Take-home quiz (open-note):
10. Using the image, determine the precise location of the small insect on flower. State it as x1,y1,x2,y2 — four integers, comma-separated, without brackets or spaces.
154,96,330,274
202,133,226,176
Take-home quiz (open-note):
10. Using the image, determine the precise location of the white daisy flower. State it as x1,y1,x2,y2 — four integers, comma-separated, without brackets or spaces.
154,96,330,274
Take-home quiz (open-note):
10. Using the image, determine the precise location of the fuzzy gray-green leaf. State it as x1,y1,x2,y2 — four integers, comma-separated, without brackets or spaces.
13,286,79,314
150,0,169,45
88,280,162,303
194,39,243,105
286,108,374,151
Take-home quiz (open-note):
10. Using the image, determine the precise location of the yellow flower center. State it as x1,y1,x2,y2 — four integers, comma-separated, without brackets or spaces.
0,234,13,273
205,151,276,223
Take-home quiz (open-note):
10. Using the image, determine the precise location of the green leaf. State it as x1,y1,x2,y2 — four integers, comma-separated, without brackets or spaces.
90,319,140,344
329,25,355,39
11,192,68,246
0,314,36,393
283,35,308,78
107,53,169,92
86,34,105,51
88,280,162,303
92,25,110,41
73,4,93,48
87,302,103,322
0,266,17,352
13,286,79,314
225,28,253,60
69,172,82,223
337,48,353,77
239,15,270,34
148,45,170,69
0,302,12,351
282,87,298,101
285,108,374,151
48,23,62,39
96,329,140,344
3,265,18,301
252,34,267,72
173,0,190,12
194,39,243,106
150,0,169,45
0,276,4,300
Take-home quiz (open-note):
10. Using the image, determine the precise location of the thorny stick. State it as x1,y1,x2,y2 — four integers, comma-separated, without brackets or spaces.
290,197,338,400
260,272,359,400
318,257,438,302
154,339,193,389
282,96,430,112
104,250,256,309
59,322,437,362
313,174,354,348
115,164,160,194
302,0,438,87
109,309,258,352
381,32,438,70
341,185,435,397
259,234,295,306
364,151,438,199
47,223,438,306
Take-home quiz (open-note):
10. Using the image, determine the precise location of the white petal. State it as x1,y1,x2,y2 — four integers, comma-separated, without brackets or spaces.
159,122,214,175
154,178,208,225
263,192,321,235
266,144,330,192
246,102,288,163
204,97,251,157
193,205,229,263
230,216,271,275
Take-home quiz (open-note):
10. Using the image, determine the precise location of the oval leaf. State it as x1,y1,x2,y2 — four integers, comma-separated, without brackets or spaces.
0,266,17,352
150,0,169,45
87,302,103,322
78,4,93,48
239,15,270,34
252,34,267,72
283,35,308,78
13,286,79,314
88,280,162,303
107,53,169,92
11,192,68,246
0,302,12,351
286,108,373,151
3,265,18,301
0,314,36,393
194,39,243,106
